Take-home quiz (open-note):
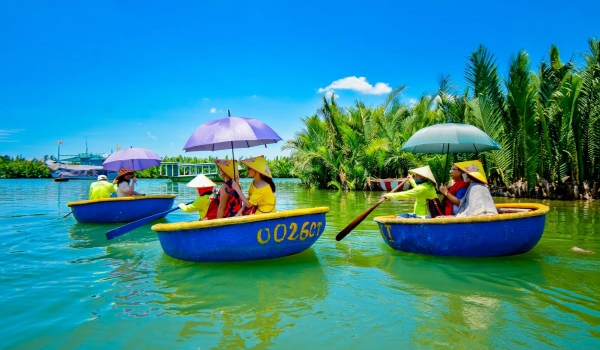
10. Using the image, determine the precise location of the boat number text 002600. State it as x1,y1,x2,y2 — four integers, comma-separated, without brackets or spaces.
257,221,323,245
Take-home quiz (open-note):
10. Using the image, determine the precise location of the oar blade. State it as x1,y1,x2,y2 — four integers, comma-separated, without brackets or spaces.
106,205,182,240
335,199,384,241
335,179,408,241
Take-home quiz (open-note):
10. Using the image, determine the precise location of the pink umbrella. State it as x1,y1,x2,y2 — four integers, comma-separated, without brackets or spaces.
102,147,162,171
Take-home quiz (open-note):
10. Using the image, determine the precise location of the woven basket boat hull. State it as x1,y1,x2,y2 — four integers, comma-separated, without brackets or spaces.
152,207,330,262
67,195,176,223
373,203,549,257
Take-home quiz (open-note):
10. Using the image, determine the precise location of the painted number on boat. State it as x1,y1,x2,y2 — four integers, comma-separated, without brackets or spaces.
257,221,323,245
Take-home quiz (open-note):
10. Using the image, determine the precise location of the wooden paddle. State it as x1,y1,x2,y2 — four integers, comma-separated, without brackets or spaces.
106,200,193,240
335,179,409,241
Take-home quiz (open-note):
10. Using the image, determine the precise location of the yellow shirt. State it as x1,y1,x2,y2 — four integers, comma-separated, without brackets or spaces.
248,182,276,214
179,194,211,219
89,181,117,200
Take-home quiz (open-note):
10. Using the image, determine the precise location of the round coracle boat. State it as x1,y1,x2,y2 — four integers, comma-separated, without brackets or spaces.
67,195,177,223
152,207,330,262
373,203,549,257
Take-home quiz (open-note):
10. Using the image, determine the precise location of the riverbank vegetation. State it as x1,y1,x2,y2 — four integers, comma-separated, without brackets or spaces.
3,38,598,193
285,38,600,191
0,155,294,179
0,156,49,178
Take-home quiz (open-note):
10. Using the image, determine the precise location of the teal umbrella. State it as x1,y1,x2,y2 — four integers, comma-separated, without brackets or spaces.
402,123,501,154
402,123,502,184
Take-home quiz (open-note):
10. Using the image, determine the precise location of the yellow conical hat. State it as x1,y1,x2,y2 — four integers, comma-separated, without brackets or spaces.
186,174,216,189
409,165,437,184
214,159,238,180
241,155,272,178
455,160,487,184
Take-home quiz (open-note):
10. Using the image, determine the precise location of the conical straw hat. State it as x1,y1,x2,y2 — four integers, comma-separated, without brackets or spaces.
214,159,238,180
455,160,487,184
409,165,437,184
241,155,272,178
186,174,216,189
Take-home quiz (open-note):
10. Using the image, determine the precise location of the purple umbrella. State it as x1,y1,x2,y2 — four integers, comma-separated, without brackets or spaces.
183,115,282,152
183,112,282,179
102,147,162,172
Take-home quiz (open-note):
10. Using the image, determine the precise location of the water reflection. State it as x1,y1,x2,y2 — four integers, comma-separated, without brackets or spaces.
68,221,161,249
151,249,328,346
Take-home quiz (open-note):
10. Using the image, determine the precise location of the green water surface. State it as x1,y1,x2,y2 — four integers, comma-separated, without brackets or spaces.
0,179,598,349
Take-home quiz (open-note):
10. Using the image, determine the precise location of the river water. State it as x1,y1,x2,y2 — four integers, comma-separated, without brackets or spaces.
1,179,598,349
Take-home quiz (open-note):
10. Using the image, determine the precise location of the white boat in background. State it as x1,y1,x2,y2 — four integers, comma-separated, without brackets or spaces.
158,162,221,183
46,160,117,180
369,178,409,191
46,142,116,180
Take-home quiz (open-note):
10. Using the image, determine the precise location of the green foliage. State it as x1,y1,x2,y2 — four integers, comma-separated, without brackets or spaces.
286,38,600,189
0,156,50,178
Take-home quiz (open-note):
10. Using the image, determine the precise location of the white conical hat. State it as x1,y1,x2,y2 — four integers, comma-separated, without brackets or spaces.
186,174,216,188
409,165,437,184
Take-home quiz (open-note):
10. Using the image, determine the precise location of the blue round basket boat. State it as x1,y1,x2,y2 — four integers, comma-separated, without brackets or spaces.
152,207,330,262
67,195,176,223
373,203,549,257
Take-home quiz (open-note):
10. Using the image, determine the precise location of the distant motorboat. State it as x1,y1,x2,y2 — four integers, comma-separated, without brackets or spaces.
53,177,69,182
369,178,409,191
46,160,117,180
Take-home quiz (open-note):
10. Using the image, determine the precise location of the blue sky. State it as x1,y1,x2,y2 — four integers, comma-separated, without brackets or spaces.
1,0,598,161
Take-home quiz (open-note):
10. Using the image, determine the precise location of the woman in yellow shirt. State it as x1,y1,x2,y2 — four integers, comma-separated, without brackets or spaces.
234,155,276,215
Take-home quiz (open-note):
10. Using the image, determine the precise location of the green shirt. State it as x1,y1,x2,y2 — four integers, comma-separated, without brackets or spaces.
89,181,117,200
179,194,211,219
386,181,437,216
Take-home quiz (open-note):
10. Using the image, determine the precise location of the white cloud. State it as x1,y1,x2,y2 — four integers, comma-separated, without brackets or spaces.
318,76,392,95
210,108,217,113
0,129,24,142
147,132,158,140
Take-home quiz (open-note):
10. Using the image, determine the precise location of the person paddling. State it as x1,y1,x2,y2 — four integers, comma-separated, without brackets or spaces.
382,165,437,218
89,174,117,200
178,174,216,220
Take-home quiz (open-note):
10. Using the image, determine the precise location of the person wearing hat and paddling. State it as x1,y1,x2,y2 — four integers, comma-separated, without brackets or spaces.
454,160,497,217
89,174,117,200
234,155,277,215
382,165,437,218
179,174,216,220
114,168,144,197
212,159,243,219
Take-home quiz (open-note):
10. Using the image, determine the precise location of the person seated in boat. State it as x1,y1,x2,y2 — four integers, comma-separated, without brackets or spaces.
454,160,498,217
210,159,243,219
114,168,144,197
179,174,216,220
382,165,437,218
439,163,470,215
89,174,117,200
234,155,277,215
